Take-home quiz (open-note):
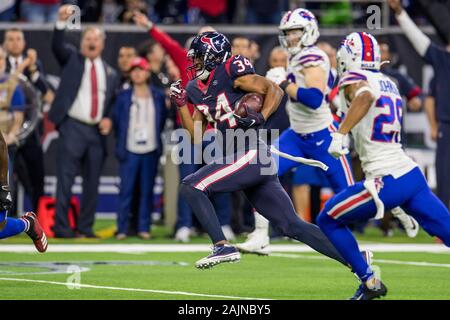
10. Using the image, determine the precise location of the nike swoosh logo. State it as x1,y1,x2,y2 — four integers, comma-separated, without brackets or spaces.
249,120,256,127
316,140,325,146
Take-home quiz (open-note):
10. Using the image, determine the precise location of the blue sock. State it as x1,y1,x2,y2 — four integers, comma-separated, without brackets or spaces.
0,217,27,239
318,213,373,281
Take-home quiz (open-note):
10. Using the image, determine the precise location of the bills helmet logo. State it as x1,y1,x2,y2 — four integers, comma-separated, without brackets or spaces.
299,9,315,21
201,34,228,53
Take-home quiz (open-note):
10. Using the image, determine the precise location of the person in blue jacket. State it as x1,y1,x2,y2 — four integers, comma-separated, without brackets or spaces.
113,57,167,240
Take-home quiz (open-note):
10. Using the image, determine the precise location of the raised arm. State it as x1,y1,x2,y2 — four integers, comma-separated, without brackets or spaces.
133,12,189,84
52,5,78,66
388,0,431,57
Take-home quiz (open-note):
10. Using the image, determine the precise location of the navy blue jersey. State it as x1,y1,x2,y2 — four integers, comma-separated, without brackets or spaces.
186,55,262,154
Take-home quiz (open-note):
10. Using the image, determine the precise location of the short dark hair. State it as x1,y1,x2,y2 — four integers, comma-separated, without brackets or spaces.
138,39,159,57
119,46,137,54
5,28,24,37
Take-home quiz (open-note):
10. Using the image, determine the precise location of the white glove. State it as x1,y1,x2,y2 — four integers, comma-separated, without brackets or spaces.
328,132,349,158
265,67,287,85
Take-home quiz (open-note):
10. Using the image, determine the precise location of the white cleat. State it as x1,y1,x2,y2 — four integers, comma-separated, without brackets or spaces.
221,225,236,241
391,207,420,238
174,226,191,243
236,231,271,256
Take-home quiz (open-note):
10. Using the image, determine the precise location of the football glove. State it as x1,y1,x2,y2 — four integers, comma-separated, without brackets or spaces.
234,107,265,129
169,80,187,108
328,132,349,158
265,67,287,85
0,186,12,212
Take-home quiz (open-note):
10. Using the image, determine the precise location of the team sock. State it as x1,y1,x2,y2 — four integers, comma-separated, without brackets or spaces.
254,211,269,231
318,214,373,281
0,213,27,239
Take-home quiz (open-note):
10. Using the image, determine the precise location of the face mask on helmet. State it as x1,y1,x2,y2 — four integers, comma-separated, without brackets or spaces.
186,50,213,81
279,29,304,55
336,47,350,77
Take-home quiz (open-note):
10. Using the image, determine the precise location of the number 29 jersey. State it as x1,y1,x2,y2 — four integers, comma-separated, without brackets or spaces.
338,69,417,179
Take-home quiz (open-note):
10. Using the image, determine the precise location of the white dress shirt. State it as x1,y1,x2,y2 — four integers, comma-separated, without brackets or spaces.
8,55,40,83
68,57,106,124
8,55,23,73
127,93,157,154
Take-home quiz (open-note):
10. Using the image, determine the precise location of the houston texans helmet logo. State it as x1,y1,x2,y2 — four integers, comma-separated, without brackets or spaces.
200,34,227,53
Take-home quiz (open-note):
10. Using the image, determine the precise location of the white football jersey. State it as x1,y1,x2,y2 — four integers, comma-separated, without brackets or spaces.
286,46,334,134
338,69,417,179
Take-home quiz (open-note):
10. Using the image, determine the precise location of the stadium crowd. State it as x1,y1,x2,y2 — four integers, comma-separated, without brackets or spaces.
0,1,448,241
0,0,433,25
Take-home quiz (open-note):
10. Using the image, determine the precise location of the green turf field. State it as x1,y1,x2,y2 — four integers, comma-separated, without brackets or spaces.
1,222,449,300
0,251,450,300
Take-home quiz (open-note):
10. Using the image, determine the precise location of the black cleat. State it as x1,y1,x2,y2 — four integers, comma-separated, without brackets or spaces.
21,212,48,253
350,279,388,300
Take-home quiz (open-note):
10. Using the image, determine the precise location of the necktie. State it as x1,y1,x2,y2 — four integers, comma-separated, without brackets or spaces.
90,60,98,120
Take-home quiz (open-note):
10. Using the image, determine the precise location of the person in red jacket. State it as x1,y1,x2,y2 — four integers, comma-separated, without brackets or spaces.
133,11,214,88
132,11,234,242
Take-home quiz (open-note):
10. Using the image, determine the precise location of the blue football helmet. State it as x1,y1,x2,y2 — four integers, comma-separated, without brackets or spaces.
187,31,232,81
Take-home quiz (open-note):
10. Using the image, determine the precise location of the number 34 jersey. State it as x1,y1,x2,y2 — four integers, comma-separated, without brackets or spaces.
186,55,260,153
338,69,417,179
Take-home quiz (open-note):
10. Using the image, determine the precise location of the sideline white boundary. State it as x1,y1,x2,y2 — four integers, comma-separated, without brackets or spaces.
271,253,450,268
0,243,449,253
0,277,270,300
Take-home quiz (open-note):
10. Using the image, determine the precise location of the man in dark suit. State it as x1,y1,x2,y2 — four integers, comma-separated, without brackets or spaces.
3,28,50,215
4,28,49,95
51,5,119,238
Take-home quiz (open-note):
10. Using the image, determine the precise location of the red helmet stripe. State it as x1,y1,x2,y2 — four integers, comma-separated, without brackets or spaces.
359,32,374,62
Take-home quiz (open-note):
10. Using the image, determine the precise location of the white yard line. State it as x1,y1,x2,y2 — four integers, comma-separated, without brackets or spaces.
0,277,271,300
271,253,450,268
0,243,449,253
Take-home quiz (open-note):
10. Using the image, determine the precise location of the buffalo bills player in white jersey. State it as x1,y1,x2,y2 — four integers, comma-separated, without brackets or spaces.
238,8,417,255
318,32,450,300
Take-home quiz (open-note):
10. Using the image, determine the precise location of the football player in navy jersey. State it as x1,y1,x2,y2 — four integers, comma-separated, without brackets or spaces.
170,31,349,269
